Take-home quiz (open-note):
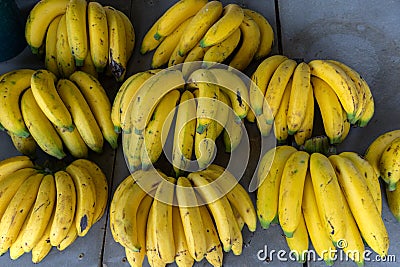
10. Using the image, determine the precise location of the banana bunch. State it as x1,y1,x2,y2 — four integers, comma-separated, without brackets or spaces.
25,0,135,81
0,156,108,263
140,0,274,71
0,68,117,159
110,164,256,267
250,56,375,145
111,67,249,174
257,143,387,266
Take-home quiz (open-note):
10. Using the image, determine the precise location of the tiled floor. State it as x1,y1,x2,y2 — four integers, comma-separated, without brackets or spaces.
0,0,399,266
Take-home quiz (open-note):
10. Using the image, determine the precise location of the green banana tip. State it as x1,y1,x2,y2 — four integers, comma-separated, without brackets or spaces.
153,32,162,41
287,129,297,135
75,59,84,67
254,109,262,116
388,182,397,192
178,50,185,57
259,220,271,230
199,39,207,48
95,66,105,73
114,126,122,134
283,230,294,238
196,124,207,134
30,46,39,55
325,259,335,266
356,261,365,267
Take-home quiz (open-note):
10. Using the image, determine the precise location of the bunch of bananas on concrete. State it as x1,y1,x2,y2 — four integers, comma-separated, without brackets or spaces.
0,68,117,159
256,143,387,266
0,156,108,263
364,129,400,221
249,56,375,145
25,0,135,81
110,164,256,267
140,0,274,71
111,67,250,174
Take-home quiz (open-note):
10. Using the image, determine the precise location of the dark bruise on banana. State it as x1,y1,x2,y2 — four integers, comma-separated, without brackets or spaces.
109,50,125,80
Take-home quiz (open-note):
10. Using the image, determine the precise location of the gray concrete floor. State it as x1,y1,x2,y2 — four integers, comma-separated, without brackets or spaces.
0,0,399,266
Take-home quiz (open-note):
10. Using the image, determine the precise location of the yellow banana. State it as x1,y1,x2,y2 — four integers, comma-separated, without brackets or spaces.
229,14,261,71
243,9,274,60
357,81,375,127
176,176,207,262
141,90,181,170
250,55,288,116
140,17,165,54
0,69,34,137
278,151,309,237
57,79,103,153
222,95,243,152
87,1,108,72
285,213,308,263
104,6,127,82
168,38,188,67
263,58,297,124
25,0,69,54
55,124,88,158
65,0,88,66
21,174,55,252
79,49,98,79
31,209,55,263
0,156,34,182
8,131,37,156
21,89,66,159
124,132,144,172
177,1,223,56
69,71,118,149
116,10,135,61
146,202,166,267
65,164,96,237
182,46,209,78
287,62,311,134
56,222,78,251
200,4,244,48
379,137,400,191
293,84,314,145
172,206,194,267
50,170,76,247
273,78,292,143
172,91,196,177
56,14,76,78
9,206,33,260
256,145,297,229
31,69,74,131
386,186,400,222
309,153,346,244
308,59,359,123
154,0,208,40
45,15,62,77
194,117,218,169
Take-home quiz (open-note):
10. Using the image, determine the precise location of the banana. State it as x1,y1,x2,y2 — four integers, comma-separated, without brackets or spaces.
69,71,118,149
364,129,400,177
182,46,209,78
172,91,196,177
104,6,127,82
152,177,176,263
229,14,261,71
312,76,344,144
125,195,153,267
246,108,256,123
56,14,76,78
243,9,274,60
25,0,69,54
45,15,62,77
146,202,166,267
87,1,108,72
168,37,189,67
336,107,351,144
0,156,34,182
250,55,288,116
71,159,108,223
329,155,389,257
199,205,223,267
200,4,244,48
262,58,297,124
287,62,311,134
50,170,76,246
65,0,88,66
356,79,375,127
308,59,359,123
8,131,37,156
56,222,78,251
379,137,400,191
154,0,208,40
309,153,346,245
223,106,243,153
141,90,181,170
273,78,292,143
9,206,33,260
256,145,297,229
194,118,218,169
131,69,185,134
31,210,55,263
340,151,382,214
0,172,44,255
202,28,241,68
116,10,135,61
233,202,246,231
293,83,314,145
285,213,308,263
213,90,229,138
278,151,309,237
57,79,104,153
176,176,207,262
21,174,55,252
302,173,335,266
21,89,66,159
30,69,74,132
177,1,223,56
55,124,88,158
125,132,144,172
188,69,219,134
65,164,96,237
140,17,165,54
79,49,98,79
152,17,192,68
172,206,194,267
0,69,34,137
386,186,400,222
208,68,250,120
